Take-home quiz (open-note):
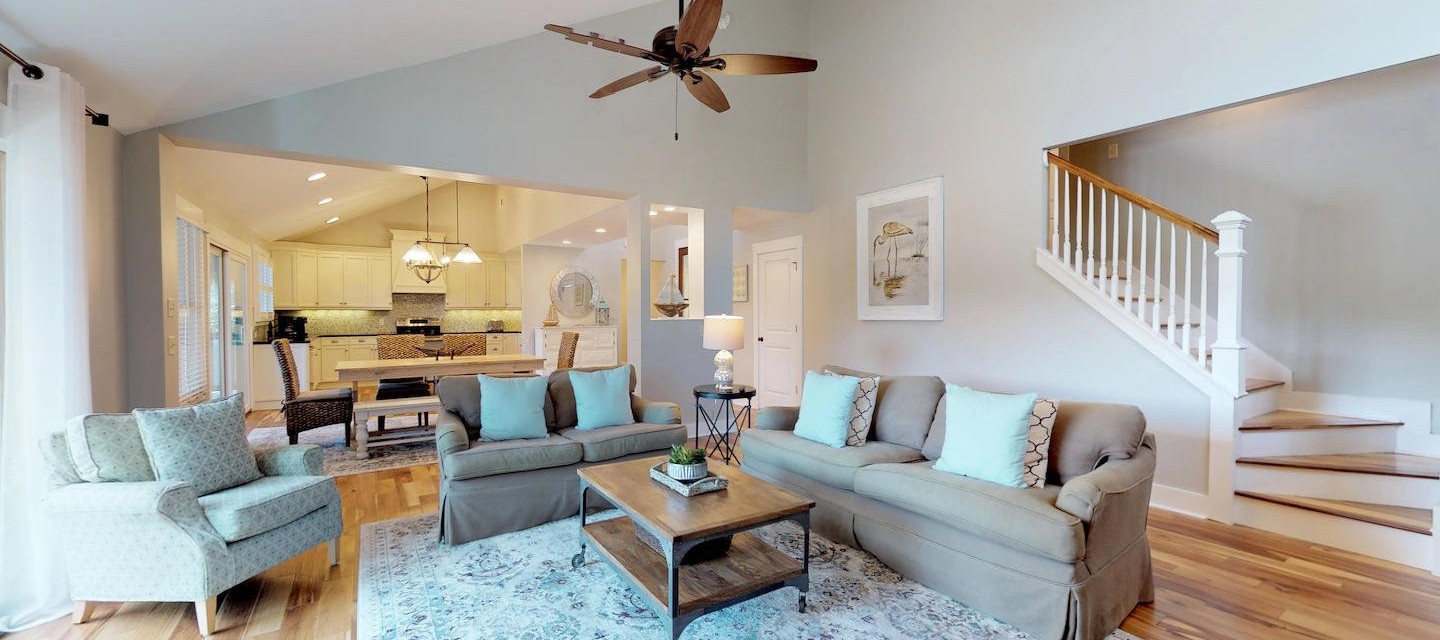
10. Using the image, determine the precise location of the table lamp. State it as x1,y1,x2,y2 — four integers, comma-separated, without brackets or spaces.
702,315,745,391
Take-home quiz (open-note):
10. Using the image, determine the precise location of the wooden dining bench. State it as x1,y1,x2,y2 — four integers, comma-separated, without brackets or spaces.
352,395,445,459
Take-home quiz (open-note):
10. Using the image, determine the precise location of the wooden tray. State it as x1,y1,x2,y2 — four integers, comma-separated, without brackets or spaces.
649,462,729,497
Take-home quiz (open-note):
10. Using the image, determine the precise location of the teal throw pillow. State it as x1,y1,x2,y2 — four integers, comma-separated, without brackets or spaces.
570,365,635,430
477,374,550,441
935,385,1038,488
793,371,860,448
133,394,261,496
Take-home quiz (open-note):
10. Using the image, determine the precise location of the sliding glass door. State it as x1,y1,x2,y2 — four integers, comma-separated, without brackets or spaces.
206,245,249,402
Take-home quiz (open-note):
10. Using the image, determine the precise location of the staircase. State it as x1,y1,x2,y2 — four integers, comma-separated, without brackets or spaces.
1038,152,1440,575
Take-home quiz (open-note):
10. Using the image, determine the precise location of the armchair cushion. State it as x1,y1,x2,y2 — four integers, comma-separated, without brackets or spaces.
198,475,338,542
558,422,686,462
64,413,154,482
254,444,324,476
133,394,262,496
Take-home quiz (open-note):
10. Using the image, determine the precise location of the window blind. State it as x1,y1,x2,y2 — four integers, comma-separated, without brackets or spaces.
176,218,207,403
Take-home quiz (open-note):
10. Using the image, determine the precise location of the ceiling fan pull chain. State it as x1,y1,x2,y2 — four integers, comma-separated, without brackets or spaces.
674,74,680,141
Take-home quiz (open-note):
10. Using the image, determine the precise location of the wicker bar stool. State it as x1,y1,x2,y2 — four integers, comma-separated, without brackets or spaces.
375,334,432,429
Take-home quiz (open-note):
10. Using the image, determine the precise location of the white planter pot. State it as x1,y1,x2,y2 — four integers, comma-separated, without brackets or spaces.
666,461,708,482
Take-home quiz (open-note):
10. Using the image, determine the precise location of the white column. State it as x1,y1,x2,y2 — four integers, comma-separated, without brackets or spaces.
1211,210,1252,397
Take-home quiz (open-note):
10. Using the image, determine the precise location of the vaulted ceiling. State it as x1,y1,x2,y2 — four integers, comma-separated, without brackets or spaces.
0,0,658,133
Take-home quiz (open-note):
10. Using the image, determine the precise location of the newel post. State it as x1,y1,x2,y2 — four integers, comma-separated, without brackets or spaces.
1211,211,1251,396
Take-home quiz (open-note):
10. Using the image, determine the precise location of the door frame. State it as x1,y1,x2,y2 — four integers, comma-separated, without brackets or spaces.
751,235,804,408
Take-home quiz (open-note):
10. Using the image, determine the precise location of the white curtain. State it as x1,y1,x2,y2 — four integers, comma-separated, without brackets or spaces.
0,63,91,631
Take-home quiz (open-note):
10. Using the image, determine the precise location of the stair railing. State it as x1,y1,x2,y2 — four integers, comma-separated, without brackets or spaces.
1046,153,1251,395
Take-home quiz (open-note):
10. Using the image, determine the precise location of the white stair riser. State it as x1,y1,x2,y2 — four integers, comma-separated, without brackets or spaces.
1235,497,1433,573
1235,464,1440,509
1236,425,1400,457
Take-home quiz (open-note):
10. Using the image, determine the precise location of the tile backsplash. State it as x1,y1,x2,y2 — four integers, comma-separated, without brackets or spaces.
279,294,522,336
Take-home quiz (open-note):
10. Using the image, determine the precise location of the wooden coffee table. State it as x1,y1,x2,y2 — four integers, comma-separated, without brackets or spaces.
574,457,815,640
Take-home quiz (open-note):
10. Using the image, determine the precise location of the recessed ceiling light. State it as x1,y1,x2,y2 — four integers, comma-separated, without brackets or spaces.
649,210,658,216
307,172,327,182
318,197,334,205
325,216,341,224
594,227,607,233
663,206,676,212
561,240,573,245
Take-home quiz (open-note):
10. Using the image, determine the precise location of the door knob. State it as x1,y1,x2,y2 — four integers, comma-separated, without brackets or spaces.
757,336,764,342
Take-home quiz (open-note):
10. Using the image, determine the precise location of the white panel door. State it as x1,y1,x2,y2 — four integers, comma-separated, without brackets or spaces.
753,239,803,407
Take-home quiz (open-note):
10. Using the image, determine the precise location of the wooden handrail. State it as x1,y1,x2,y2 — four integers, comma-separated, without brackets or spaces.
1047,153,1219,243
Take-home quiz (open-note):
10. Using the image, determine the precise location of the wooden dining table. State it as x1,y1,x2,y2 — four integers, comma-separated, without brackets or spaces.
334,353,545,394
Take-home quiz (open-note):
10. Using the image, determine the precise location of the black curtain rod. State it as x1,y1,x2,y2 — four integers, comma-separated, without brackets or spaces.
0,40,109,126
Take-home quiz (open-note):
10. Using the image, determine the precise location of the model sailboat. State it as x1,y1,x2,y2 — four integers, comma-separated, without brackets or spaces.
653,275,689,317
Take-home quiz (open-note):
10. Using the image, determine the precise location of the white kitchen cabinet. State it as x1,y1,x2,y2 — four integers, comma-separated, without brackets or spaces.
504,257,523,308
272,250,296,309
446,254,520,309
485,261,507,307
502,334,521,355
293,251,319,308
316,253,344,307
367,255,392,308
310,336,378,386
342,255,370,306
274,242,391,310
535,326,618,370
251,342,309,409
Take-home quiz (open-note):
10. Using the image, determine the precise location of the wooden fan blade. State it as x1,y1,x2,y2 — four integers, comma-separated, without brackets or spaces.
704,53,818,75
590,66,667,99
685,71,730,113
676,0,723,59
544,24,662,62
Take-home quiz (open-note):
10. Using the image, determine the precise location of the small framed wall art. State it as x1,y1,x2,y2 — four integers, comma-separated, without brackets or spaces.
732,265,749,302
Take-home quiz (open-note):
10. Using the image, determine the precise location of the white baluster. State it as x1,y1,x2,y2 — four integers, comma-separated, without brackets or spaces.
1138,209,1147,318
1073,177,1084,275
1087,182,1096,280
1049,163,1059,256
1111,193,1122,299
1183,231,1193,355
1124,202,1135,306
1167,222,1178,344
1099,188,1108,292
1212,211,1252,396
1063,171,1072,267
1199,241,1209,368
1152,217,1163,330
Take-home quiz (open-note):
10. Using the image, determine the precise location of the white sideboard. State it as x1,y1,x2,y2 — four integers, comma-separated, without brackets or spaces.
535,326,618,370
250,342,310,410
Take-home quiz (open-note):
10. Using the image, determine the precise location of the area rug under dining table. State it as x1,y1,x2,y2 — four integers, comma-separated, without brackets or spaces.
247,418,436,477
357,511,1141,640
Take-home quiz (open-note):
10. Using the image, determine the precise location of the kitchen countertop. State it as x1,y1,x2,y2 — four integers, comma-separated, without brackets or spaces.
309,331,522,338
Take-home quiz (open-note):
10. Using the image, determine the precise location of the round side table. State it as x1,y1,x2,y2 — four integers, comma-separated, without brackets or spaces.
693,384,756,465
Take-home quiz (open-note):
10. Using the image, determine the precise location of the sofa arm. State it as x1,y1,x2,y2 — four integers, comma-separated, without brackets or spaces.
1055,433,1156,568
254,444,323,476
47,481,229,599
753,406,800,431
632,395,681,425
436,409,470,462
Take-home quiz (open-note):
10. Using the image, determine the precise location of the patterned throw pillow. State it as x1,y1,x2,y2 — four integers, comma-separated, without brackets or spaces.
65,413,155,482
133,394,262,496
1024,399,1060,488
824,368,878,446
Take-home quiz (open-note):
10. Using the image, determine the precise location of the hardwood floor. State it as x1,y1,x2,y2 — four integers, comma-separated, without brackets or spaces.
20,457,1440,639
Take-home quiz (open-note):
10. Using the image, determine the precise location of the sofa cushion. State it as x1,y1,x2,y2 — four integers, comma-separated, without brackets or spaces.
571,365,636,430
133,394,262,496
65,413,154,483
558,422,686,462
825,365,944,449
794,371,860,448
549,365,638,431
444,436,583,481
854,461,1084,563
198,475,336,542
439,375,553,434
478,375,550,441
739,429,923,491
1047,402,1146,485
934,386,1038,488
926,394,1063,488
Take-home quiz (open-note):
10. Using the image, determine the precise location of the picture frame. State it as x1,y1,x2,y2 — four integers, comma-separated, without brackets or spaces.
856,176,944,321
732,265,749,302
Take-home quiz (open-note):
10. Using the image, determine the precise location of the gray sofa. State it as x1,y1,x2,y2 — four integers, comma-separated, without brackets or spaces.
434,365,687,545
739,367,1154,640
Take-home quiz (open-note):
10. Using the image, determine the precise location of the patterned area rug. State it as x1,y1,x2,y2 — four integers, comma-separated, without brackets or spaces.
358,511,1140,640
247,418,436,477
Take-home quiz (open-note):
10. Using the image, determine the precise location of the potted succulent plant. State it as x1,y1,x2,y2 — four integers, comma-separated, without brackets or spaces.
666,444,709,482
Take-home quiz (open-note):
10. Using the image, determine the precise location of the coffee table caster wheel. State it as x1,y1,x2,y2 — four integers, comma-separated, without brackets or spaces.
571,553,585,569
798,594,807,613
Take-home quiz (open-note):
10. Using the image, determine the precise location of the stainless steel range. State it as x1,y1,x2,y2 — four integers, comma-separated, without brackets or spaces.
395,317,442,336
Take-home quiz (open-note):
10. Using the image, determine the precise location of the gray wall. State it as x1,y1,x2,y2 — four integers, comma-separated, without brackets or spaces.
1070,55,1440,430
86,125,127,412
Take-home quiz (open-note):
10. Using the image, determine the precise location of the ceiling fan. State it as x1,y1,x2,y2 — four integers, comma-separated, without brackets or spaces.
544,0,817,115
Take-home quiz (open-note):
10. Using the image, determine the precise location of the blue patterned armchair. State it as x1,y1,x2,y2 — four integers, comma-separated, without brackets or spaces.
40,406,342,637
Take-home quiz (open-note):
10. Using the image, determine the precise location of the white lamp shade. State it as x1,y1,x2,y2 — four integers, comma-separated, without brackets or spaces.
453,246,483,264
703,315,745,351
402,242,434,264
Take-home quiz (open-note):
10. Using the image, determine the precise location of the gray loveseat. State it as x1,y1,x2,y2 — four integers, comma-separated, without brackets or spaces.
739,366,1154,640
434,365,687,545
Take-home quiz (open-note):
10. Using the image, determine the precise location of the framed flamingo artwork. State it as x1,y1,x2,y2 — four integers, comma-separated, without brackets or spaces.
856,176,944,320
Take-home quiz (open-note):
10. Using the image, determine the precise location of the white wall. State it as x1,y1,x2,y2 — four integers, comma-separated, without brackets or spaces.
1069,55,1440,430
85,124,126,412
297,181,498,250
519,243,583,353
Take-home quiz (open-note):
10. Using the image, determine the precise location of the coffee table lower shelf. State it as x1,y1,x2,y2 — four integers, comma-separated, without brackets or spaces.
580,516,803,619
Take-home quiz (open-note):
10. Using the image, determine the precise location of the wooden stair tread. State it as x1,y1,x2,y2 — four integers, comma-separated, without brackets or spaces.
1236,491,1431,535
1241,409,1403,431
1245,378,1284,393
1236,452,1440,479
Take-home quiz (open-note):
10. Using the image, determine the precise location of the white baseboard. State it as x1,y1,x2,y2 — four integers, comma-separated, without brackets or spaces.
1150,484,1210,518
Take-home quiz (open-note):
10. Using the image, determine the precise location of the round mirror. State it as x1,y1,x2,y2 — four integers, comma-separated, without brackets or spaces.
550,266,597,318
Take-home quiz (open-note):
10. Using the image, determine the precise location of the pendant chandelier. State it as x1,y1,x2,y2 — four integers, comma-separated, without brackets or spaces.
403,176,482,283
